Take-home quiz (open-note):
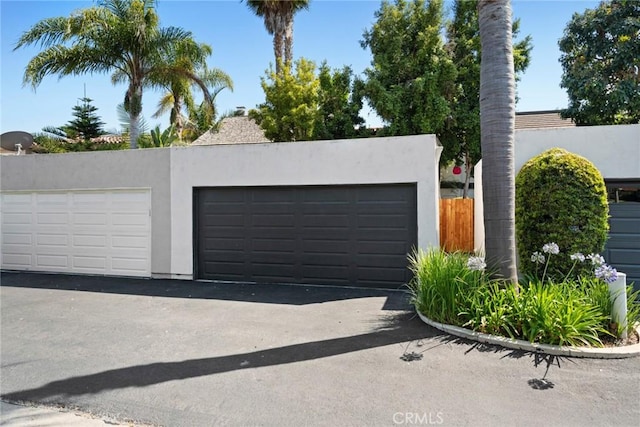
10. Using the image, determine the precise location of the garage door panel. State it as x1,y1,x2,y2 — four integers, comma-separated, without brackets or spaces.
203,237,244,251
609,218,640,233
2,213,32,225
251,189,296,203
607,248,640,265
300,214,349,227
2,243,32,255
72,256,107,270
252,214,295,227
196,185,416,288
111,234,149,249
36,254,69,268
111,256,148,272
2,253,32,268
354,229,410,241
252,252,295,264
36,233,69,248
253,238,296,252
71,234,107,248
203,213,244,226
251,227,301,239
355,254,409,268
301,227,349,240
1,190,150,277
300,253,349,266
301,266,350,281
357,241,408,255
301,239,349,254
606,234,640,249
37,212,68,225
2,233,32,245
112,212,148,227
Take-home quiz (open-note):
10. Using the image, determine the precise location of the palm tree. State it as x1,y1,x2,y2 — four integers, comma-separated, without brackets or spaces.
15,0,213,149
152,64,233,141
245,0,310,73
478,0,518,283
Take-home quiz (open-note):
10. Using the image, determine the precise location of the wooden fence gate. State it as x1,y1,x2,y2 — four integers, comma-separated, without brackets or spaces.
440,198,474,253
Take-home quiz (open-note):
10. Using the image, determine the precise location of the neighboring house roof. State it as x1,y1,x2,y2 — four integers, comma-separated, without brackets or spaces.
89,134,126,144
192,116,270,145
515,110,575,130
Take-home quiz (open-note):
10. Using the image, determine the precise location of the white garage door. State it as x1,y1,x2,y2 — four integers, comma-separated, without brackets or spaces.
1,189,151,277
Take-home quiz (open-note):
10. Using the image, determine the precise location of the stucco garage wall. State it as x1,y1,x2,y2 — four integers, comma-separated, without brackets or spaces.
170,135,442,278
2,135,441,281
514,124,640,179
0,149,172,276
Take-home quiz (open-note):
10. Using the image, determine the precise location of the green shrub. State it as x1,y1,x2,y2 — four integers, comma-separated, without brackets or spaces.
516,148,609,280
408,250,634,347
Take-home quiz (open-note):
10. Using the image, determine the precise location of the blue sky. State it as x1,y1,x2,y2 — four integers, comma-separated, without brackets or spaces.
0,0,600,134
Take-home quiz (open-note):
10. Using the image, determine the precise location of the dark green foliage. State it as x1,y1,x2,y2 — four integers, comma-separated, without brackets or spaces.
559,0,640,125
515,148,609,279
67,97,106,141
312,63,367,140
361,0,457,136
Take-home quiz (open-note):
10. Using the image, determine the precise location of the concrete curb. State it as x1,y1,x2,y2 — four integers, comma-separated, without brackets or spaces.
417,311,640,359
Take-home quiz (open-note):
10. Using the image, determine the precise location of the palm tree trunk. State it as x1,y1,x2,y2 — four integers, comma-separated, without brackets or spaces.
173,97,184,141
127,83,144,149
129,112,140,150
478,0,518,284
273,13,285,73
284,10,294,67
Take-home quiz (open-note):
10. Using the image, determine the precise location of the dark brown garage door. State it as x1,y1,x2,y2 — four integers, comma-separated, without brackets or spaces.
194,184,417,288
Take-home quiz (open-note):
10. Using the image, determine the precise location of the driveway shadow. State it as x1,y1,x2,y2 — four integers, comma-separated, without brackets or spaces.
0,271,410,310
1,312,439,404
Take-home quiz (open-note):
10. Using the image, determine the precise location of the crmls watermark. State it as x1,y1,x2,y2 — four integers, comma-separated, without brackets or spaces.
393,412,444,425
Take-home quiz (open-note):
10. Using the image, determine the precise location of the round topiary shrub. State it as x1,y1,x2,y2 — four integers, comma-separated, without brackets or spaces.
516,148,609,279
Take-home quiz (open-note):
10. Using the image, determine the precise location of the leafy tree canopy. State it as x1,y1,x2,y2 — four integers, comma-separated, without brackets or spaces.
250,58,319,142
360,0,457,136
313,63,368,140
559,0,640,125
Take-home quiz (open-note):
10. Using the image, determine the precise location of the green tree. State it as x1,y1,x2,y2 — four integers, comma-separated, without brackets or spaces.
440,0,532,197
37,97,106,145
360,0,457,136
152,66,233,142
67,97,106,141
312,63,366,140
15,0,214,149
559,0,640,125
479,0,518,283
250,58,319,142
244,0,310,74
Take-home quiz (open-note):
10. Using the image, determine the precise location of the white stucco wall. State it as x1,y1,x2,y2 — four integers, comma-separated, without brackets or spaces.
474,124,640,252
514,124,640,179
2,135,442,280
0,149,172,275
170,135,442,278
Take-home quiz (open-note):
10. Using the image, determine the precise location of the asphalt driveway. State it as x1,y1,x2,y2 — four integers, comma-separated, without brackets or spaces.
1,272,639,426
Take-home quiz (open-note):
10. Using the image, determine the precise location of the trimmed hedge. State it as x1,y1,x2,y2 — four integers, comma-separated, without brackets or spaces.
515,148,609,279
